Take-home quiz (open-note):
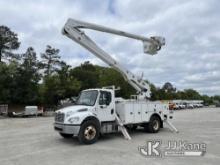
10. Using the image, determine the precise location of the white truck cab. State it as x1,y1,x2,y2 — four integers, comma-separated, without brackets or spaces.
54,89,115,143
54,88,174,144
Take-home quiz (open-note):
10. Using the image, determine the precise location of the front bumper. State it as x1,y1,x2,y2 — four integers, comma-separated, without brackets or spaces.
54,123,80,136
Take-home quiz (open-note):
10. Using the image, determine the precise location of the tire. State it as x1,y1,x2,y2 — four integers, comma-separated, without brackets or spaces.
59,133,73,138
78,120,100,144
145,116,161,133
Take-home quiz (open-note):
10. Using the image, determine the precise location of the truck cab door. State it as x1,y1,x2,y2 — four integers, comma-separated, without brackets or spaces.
97,90,115,122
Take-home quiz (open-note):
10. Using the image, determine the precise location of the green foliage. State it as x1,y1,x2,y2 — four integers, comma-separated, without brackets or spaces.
41,62,81,107
150,83,217,105
0,26,20,62
0,62,17,103
69,61,136,99
40,45,61,76
162,82,176,92
201,95,213,105
97,66,135,98
149,83,159,100
0,26,219,107
182,89,201,100
40,75,61,106
11,47,40,104
70,61,99,91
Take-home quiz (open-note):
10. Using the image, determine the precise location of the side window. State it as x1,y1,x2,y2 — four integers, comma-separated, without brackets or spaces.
99,91,112,105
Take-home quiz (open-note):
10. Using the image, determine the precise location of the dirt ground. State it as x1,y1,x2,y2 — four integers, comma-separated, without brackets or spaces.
0,107,220,165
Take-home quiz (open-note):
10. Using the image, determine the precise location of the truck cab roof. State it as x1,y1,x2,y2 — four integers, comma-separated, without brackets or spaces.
82,88,114,93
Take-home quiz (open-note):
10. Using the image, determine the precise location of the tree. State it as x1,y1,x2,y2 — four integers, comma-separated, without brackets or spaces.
150,82,177,100
183,89,201,100
0,26,20,62
40,61,81,107
0,63,15,103
11,47,41,104
0,63,9,103
70,62,136,98
70,61,99,90
40,75,61,106
97,67,135,98
213,95,220,102
56,61,81,99
162,82,176,92
150,83,160,100
201,95,213,105
40,45,61,76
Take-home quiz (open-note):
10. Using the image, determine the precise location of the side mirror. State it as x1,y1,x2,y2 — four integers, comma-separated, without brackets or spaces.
71,96,78,104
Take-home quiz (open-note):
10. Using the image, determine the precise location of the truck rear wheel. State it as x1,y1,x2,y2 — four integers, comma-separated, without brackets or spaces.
78,120,100,144
59,133,73,138
145,116,161,133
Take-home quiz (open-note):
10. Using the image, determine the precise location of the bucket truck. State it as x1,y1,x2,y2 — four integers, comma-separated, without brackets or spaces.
54,19,178,144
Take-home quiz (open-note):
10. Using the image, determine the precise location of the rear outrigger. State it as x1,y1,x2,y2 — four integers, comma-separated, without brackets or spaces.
54,19,178,144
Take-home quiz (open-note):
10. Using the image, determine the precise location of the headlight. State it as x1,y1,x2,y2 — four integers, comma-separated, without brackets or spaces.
68,116,80,124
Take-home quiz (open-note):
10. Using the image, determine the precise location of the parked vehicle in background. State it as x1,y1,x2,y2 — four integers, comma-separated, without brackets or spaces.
179,104,186,109
198,103,204,108
172,100,204,110
0,104,8,116
187,104,194,109
174,103,185,110
193,103,203,108
169,102,175,110
9,106,43,117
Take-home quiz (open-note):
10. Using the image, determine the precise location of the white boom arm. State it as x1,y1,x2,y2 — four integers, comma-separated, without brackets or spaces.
62,18,165,99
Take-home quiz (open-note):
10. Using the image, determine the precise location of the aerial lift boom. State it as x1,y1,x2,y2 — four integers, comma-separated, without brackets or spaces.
62,18,165,99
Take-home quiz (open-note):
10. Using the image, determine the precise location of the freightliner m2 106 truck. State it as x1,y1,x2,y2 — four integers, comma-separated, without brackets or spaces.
54,19,178,144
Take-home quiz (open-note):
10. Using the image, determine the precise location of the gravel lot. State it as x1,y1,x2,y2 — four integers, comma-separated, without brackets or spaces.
0,107,220,165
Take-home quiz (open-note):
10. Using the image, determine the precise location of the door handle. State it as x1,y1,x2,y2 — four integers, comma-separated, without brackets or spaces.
100,105,107,109
111,109,114,114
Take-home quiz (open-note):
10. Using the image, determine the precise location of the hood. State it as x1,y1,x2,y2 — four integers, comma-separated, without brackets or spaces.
56,105,90,114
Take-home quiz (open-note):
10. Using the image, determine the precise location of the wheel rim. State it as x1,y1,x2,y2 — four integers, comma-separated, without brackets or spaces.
153,120,159,130
84,125,96,140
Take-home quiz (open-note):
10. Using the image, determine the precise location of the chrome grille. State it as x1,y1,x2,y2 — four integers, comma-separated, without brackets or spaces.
55,112,65,122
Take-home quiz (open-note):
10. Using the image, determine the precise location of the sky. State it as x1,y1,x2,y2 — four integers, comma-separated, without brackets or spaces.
0,0,219,96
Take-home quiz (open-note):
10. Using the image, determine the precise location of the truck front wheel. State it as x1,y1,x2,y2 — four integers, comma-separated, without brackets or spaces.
78,120,100,144
145,116,161,133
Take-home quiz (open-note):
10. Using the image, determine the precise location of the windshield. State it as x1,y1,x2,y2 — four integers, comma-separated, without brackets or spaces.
76,90,98,106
